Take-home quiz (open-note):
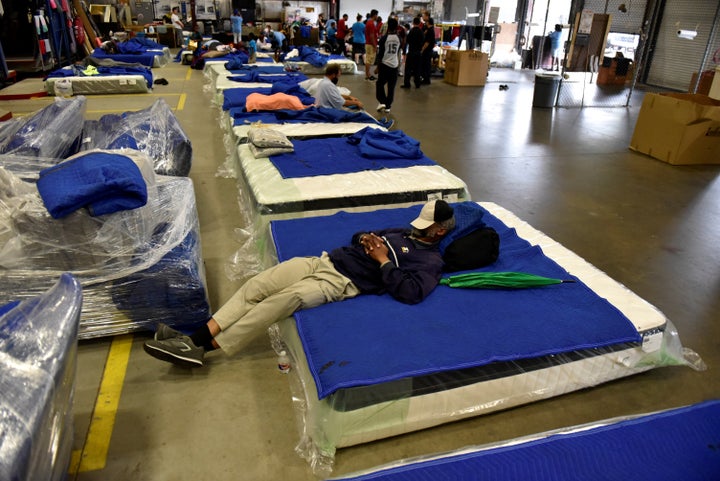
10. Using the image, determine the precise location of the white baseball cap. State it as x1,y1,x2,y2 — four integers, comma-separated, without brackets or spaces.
410,200,454,230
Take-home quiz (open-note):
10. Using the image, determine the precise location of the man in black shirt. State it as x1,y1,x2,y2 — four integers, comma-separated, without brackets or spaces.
421,17,436,84
401,17,424,89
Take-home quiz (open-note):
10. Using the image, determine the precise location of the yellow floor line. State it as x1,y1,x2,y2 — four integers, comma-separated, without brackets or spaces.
185,68,192,81
177,92,186,111
69,334,133,474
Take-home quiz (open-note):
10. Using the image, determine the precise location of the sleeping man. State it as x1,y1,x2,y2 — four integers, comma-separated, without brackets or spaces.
144,200,455,367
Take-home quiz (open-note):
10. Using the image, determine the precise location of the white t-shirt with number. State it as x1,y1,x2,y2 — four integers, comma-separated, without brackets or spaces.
380,33,401,69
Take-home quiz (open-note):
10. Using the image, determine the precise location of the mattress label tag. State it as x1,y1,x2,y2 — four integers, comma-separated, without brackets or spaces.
128,78,136,85
642,331,662,353
119,79,127,85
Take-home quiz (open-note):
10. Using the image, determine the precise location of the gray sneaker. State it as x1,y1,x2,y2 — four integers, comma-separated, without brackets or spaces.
144,337,204,368
154,323,184,341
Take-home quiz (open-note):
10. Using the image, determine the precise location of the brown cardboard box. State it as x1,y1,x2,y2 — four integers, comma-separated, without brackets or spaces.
444,50,488,86
629,93,720,165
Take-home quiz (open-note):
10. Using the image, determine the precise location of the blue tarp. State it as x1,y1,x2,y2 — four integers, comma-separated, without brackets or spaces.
270,203,641,399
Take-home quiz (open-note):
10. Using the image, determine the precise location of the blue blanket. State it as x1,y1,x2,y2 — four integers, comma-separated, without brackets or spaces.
347,127,424,159
222,84,315,111
91,47,163,67
269,133,435,178
37,152,148,219
270,204,642,398
333,400,720,481
46,65,153,88
228,71,308,84
230,106,382,126
224,59,285,72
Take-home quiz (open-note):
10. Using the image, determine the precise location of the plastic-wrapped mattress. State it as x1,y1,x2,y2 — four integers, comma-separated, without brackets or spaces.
266,202,704,475
0,273,82,481
0,150,210,338
0,96,86,159
81,99,193,176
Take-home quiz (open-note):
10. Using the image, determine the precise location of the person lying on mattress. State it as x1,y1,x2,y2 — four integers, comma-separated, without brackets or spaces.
144,200,455,368
314,64,364,110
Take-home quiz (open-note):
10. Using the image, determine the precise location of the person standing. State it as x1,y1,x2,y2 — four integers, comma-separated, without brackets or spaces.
401,17,423,89
421,17,436,85
170,7,184,48
230,9,243,45
317,13,327,42
374,18,402,113
350,14,366,66
364,9,379,81
247,32,257,63
549,24,563,71
336,13,349,57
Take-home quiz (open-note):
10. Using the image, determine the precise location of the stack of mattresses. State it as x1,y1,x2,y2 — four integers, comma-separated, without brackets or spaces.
0,274,82,481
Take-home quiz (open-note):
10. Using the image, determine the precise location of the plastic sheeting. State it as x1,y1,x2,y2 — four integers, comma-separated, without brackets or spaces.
0,96,86,159
81,99,193,176
0,150,210,338
265,202,705,476
0,273,82,481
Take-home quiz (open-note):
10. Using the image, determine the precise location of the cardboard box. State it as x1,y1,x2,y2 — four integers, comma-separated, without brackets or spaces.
444,50,488,87
629,93,720,165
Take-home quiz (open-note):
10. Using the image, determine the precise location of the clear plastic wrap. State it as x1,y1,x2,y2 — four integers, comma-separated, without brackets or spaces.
264,202,705,476
0,273,82,481
0,150,210,338
45,71,151,95
81,99,193,176
0,96,86,159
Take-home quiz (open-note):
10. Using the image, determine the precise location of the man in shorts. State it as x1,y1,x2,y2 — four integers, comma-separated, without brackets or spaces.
364,9,379,81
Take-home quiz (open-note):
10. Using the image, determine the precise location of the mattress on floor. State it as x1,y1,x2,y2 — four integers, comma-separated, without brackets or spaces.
284,57,358,75
0,151,210,339
91,46,170,68
45,73,151,95
80,98,193,176
202,59,284,85
267,202,701,474
0,273,82,481
329,400,720,481
224,142,469,275
221,113,386,177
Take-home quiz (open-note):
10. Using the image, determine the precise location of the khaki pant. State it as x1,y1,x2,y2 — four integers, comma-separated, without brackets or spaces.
213,253,360,355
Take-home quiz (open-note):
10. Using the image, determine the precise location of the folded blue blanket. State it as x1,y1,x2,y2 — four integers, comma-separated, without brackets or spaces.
347,127,424,159
334,400,720,481
37,152,148,219
269,136,436,178
270,204,641,398
230,106,381,126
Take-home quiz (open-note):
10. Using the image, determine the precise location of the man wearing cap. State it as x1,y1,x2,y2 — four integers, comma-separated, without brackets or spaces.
144,200,456,367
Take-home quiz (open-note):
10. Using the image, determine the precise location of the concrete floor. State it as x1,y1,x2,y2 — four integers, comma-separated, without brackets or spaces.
2,57,719,480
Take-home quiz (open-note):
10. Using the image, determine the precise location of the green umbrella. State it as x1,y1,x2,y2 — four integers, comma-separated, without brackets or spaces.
439,271,575,289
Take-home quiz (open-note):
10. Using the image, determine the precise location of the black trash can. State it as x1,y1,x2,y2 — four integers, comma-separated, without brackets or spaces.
532,72,561,108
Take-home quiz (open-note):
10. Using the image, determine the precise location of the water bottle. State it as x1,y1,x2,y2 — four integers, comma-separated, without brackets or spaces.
277,350,291,373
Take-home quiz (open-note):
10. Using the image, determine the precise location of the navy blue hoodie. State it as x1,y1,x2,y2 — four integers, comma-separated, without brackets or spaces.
328,228,443,304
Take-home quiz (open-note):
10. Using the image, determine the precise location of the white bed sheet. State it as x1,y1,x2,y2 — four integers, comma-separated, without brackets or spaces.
268,202,691,474
45,74,151,95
